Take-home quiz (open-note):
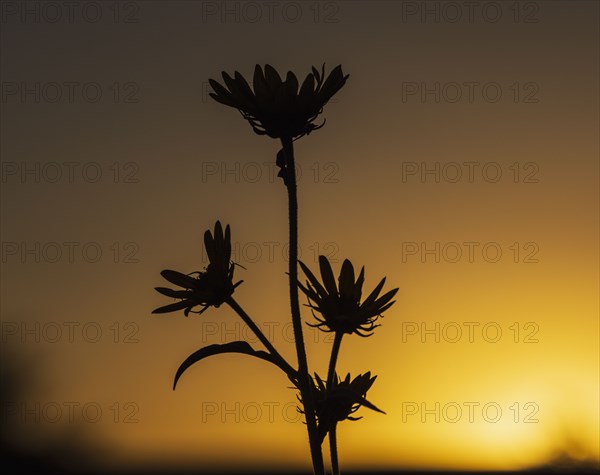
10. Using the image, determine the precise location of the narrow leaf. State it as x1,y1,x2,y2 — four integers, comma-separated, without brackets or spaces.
173,341,289,390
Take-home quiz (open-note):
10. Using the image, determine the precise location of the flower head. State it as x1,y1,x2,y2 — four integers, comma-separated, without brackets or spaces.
152,221,242,316
209,64,349,140
301,372,384,441
298,256,398,336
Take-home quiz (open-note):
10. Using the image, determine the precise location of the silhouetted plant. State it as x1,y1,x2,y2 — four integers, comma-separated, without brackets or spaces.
152,64,398,475
209,64,348,139
153,222,242,316
299,256,398,337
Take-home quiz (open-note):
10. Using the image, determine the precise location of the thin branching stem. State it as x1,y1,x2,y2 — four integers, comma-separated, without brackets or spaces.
327,332,343,475
329,422,340,475
226,297,296,378
281,136,325,475
327,332,343,389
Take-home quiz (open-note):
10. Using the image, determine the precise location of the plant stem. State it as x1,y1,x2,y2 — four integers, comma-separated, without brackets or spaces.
329,422,340,475
327,332,343,389
281,136,325,475
226,296,296,378
327,332,343,475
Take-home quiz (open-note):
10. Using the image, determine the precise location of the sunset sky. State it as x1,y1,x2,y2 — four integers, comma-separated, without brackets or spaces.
1,1,598,473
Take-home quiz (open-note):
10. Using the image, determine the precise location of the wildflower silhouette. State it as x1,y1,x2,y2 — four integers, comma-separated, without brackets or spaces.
297,256,397,474
153,222,242,316
153,64,398,475
209,64,348,140
298,256,398,336
309,372,385,441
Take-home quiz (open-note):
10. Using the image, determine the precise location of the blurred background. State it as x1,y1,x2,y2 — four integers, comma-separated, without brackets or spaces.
1,1,598,473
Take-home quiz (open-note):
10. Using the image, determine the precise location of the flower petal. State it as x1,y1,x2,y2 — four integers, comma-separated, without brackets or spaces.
338,259,355,300
284,71,299,97
361,277,386,308
234,71,255,99
318,65,349,104
355,395,386,414
312,64,325,87
208,79,242,109
253,64,269,98
376,300,396,315
208,92,239,108
209,78,234,100
155,287,192,298
319,255,338,297
264,64,283,91
222,72,255,111
299,73,315,103
213,221,225,263
152,299,192,314
370,288,399,312
160,270,197,289
299,260,328,298
204,226,216,264
353,266,365,301
224,224,231,262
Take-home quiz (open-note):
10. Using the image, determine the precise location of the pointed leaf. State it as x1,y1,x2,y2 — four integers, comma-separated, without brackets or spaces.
173,341,290,390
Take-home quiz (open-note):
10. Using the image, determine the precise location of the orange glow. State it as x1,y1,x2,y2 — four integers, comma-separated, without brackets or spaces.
1,1,598,472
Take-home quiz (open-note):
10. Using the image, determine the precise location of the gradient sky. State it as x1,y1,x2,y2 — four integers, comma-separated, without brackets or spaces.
1,1,598,473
